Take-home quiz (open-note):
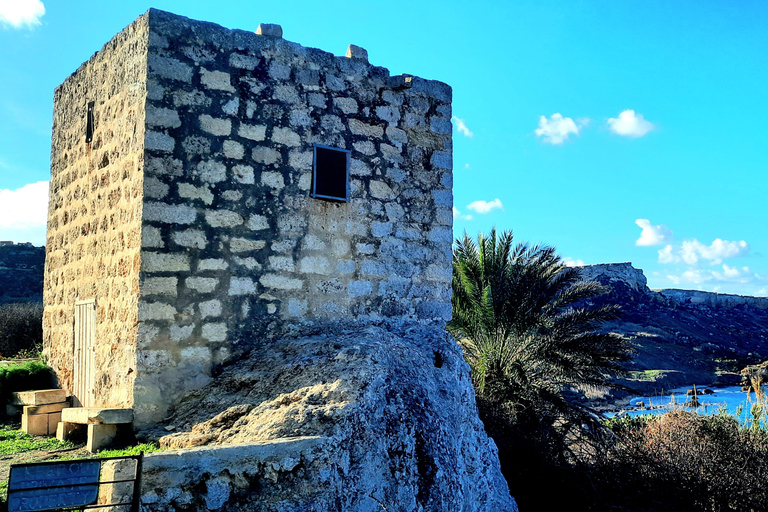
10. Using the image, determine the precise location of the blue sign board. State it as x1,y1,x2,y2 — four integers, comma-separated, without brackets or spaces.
8,460,101,512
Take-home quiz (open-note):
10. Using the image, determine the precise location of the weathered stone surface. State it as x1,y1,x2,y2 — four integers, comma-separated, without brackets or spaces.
152,327,516,512
256,23,283,38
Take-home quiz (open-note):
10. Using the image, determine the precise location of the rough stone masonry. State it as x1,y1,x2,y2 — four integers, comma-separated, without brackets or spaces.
43,9,454,427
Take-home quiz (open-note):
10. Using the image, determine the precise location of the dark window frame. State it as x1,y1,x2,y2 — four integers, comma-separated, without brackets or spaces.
311,143,351,202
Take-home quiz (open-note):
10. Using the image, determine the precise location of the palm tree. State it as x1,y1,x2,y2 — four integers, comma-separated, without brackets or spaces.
451,228,633,427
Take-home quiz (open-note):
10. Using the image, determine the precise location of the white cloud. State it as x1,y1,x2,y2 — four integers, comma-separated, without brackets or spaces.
564,258,585,268
666,264,760,286
658,244,676,264
757,288,768,296
0,0,45,29
607,109,655,138
452,116,474,138
635,218,673,246
0,181,49,244
535,113,581,144
659,238,750,265
466,198,503,214
452,207,473,221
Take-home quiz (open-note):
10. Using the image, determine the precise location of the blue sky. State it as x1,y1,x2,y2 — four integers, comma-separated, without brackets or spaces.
1,1,766,296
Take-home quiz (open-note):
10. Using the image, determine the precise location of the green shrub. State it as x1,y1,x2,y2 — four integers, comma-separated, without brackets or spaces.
0,360,54,406
0,303,43,358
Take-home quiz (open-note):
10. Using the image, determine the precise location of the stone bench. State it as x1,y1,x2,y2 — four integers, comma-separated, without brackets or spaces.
10,389,70,436
57,407,134,452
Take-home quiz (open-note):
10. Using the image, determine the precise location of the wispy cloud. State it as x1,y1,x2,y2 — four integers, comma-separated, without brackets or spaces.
0,181,49,244
607,109,655,138
452,116,474,138
466,198,503,214
564,258,585,268
666,264,762,286
453,207,473,221
635,218,673,246
0,0,45,29
659,238,750,265
535,113,582,144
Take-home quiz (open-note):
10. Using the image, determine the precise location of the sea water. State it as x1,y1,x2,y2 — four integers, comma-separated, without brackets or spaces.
606,385,767,425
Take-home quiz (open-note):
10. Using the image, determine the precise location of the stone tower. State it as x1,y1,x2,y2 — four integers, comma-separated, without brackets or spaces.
43,9,453,427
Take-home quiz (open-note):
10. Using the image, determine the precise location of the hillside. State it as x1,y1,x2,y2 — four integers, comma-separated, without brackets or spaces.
0,243,45,304
580,263,768,394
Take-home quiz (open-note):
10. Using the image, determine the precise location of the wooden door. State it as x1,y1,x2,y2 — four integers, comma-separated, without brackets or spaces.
73,299,96,407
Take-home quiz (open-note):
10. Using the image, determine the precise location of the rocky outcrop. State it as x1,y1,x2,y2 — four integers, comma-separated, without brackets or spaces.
579,262,650,294
660,289,768,310
142,324,516,511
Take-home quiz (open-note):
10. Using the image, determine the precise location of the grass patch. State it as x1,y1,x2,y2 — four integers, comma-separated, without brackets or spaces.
96,443,161,457
0,423,76,455
628,369,664,381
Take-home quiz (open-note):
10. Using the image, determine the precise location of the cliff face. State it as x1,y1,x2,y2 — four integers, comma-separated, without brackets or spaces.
579,262,649,294
0,243,45,304
580,263,768,393
660,289,768,309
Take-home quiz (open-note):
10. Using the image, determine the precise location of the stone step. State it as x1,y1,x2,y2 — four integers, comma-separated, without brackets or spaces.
61,407,134,425
23,402,69,415
11,389,68,406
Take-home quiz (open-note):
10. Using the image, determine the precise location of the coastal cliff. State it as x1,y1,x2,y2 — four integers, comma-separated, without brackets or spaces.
580,263,768,394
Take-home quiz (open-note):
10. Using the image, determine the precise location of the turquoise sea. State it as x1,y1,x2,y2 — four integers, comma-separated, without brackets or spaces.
606,385,767,425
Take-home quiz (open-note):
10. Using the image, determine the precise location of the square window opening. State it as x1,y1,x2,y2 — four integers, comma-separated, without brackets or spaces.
312,144,350,202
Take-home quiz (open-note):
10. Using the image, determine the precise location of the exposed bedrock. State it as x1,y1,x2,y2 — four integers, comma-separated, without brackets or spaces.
140,324,516,511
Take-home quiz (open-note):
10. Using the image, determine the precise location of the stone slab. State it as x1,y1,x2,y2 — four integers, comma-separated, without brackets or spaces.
61,407,134,425
11,389,68,406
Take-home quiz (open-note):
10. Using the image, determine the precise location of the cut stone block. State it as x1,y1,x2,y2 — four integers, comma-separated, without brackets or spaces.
87,423,118,452
22,412,50,436
256,23,282,38
11,389,68,406
23,402,69,415
61,407,134,425
48,411,62,433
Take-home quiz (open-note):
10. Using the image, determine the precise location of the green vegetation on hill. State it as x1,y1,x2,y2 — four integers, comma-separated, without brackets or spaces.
0,244,45,304
0,303,43,359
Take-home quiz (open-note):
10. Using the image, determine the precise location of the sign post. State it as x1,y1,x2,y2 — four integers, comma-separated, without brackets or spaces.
6,454,143,512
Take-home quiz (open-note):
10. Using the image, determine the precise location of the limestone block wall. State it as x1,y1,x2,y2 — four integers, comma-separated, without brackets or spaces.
133,10,453,424
43,14,148,408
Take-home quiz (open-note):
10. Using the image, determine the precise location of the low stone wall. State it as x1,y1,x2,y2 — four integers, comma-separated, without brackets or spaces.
137,437,327,511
